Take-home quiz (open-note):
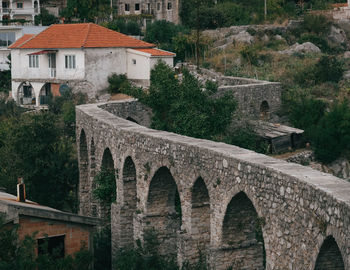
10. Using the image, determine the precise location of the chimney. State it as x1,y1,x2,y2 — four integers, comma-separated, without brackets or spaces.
17,177,26,202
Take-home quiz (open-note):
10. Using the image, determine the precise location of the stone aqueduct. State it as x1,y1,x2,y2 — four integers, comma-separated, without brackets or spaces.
76,100,350,270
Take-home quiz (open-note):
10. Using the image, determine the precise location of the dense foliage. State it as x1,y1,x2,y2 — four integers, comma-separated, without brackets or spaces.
61,0,111,22
121,61,236,139
92,169,116,206
34,8,59,26
180,0,344,29
0,92,86,211
103,18,142,35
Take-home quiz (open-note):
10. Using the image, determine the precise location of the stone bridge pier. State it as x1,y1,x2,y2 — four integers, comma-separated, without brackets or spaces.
76,100,350,270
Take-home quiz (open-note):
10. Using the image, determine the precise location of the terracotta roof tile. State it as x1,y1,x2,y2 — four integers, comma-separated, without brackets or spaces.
14,23,155,49
134,48,176,56
332,3,348,7
9,34,34,48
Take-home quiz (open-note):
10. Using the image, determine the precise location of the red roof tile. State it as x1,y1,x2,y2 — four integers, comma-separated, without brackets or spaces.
13,23,155,49
134,48,176,56
332,3,348,7
9,34,34,49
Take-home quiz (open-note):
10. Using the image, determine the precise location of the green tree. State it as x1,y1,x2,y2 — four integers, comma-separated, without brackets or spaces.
0,112,78,211
121,61,236,140
34,8,59,26
310,101,350,163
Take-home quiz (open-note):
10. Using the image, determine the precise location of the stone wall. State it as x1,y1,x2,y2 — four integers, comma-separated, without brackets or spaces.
184,64,282,121
99,99,152,127
76,101,350,270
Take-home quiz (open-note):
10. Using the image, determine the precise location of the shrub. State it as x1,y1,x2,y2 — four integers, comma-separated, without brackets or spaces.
92,169,116,206
300,14,332,36
107,74,130,94
310,101,350,163
239,46,260,66
314,55,344,84
34,8,59,26
288,97,327,131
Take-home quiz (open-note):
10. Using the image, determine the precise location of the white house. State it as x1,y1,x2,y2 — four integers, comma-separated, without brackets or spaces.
10,23,175,106
0,25,46,70
0,0,40,24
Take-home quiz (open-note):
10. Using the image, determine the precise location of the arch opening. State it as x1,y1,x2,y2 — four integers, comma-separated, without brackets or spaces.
145,166,181,258
260,100,270,120
78,129,89,215
126,117,138,124
190,177,210,264
39,83,52,105
94,147,116,222
90,138,97,217
120,156,137,247
314,235,344,270
17,82,35,105
221,191,265,269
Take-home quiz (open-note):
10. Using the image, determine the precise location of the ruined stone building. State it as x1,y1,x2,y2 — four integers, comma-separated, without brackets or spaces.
116,0,180,24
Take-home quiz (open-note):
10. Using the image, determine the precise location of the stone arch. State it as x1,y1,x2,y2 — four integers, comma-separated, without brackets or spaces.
90,138,97,217
190,177,210,264
221,191,265,270
17,82,35,105
314,235,345,270
126,117,138,124
97,147,116,222
39,83,52,105
78,129,89,215
260,100,270,120
101,147,114,171
119,156,137,247
145,166,181,258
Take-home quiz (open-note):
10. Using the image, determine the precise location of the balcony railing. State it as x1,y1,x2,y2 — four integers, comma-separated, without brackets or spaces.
0,8,11,14
49,68,56,78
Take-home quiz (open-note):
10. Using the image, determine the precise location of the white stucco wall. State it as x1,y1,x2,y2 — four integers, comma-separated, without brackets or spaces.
11,48,85,81
150,56,174,70
126,50,151,80
127,49,174,81
84,47,127,91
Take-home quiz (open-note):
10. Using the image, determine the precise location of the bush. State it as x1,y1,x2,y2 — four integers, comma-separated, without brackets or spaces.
288,97,326,131
310,101,350,163
314,55,344,84
92,169,116,206
293,56,344,87
300,14,332,36
107,74,130,94
34,8,59,26
0,70,11,93
239,46,260,66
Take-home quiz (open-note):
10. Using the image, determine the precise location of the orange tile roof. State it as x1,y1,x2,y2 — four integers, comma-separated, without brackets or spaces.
332,3,348,7
134,48,176,56
9,34,34,49
12,23,155,49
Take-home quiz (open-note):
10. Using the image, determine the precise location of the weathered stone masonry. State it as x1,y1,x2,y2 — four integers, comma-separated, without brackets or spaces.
77,100,350,270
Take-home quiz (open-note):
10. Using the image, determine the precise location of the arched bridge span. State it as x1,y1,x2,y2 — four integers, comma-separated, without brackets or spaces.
76,101,350,270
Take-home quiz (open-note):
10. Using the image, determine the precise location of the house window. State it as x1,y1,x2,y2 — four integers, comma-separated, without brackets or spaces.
157,3,160,10
135,3,140,10
167,2,172,9
16,3,23,8
38,235,65,259
65,55,76,69
132,59,136,65
125,3,130,11
0,32,15,46
29,55,39,68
